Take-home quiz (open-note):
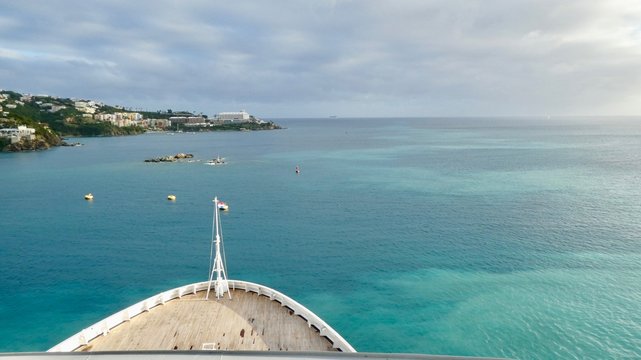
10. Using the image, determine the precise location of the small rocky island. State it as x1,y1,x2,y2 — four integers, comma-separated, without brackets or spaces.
144,153,194,163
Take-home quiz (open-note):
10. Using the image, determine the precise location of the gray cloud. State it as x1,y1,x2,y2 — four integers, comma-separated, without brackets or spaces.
1,0,640,117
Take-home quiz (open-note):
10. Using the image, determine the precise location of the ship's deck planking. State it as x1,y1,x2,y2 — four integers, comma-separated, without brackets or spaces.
76,289,337,352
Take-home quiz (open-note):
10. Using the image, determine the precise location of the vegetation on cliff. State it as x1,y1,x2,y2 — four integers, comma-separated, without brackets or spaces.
4,96,144,137
0,90,145,151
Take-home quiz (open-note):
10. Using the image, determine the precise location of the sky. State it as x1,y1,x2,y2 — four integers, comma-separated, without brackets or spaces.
1,0,641,118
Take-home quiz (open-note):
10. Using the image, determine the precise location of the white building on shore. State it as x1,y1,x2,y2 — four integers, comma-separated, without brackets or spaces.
214,110,251,122
0,125,36,144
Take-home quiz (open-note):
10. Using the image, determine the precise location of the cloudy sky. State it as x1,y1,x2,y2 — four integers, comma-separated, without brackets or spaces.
1,1,640,117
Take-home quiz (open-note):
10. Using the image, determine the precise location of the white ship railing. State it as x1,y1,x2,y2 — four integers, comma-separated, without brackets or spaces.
48,280,356,353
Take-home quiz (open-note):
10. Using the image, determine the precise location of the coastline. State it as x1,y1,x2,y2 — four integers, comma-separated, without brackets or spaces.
0,122,282,152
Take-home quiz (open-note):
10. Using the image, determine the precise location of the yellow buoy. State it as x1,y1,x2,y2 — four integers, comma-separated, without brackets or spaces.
167,194,176,201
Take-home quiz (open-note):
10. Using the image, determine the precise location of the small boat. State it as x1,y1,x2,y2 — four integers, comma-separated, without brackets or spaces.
217,200,229,211
295,165,300,174
167,194,176,201
84,193,93,200
206,156,226,166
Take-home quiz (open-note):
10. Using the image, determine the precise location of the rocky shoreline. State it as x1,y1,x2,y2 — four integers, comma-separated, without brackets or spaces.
1,135,64,152
1,138,84,152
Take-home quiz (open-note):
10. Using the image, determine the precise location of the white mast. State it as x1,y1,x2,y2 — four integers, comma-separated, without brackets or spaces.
206,197,231,300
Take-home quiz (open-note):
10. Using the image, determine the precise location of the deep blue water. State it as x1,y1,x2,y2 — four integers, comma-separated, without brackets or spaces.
1,117,641,359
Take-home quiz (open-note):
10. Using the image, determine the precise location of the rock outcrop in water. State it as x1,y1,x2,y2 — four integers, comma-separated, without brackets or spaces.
144,153,194,163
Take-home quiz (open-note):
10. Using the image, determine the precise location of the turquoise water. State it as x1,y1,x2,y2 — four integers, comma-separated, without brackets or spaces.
1,117,641,359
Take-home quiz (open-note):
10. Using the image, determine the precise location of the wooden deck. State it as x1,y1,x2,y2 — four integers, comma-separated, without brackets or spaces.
75,289,337,352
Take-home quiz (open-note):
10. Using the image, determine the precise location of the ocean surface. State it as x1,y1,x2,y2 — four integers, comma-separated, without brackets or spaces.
1,117,641,359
